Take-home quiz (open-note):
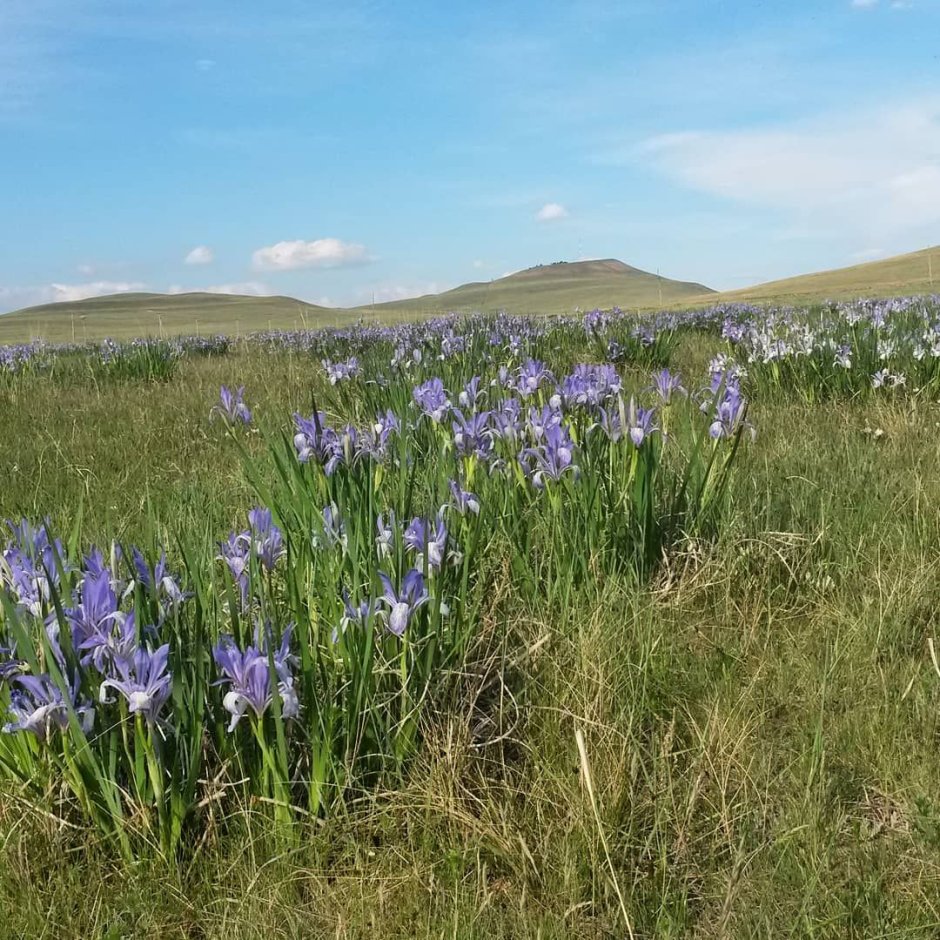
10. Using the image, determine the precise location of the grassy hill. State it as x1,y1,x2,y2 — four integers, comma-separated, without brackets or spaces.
0,291,344,344
0,260,713,344
352,259,714,318
717,245,940,304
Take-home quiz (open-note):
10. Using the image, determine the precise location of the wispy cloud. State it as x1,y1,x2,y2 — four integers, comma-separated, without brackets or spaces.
851,0,878,9
535,202,569,222
355,282,445,304
626,98,940,242
0,279,145,313
252,238,370,271
169,281,270,296
184,245,214,265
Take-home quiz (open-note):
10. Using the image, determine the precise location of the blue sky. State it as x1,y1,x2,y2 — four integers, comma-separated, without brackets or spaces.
1,0,938,312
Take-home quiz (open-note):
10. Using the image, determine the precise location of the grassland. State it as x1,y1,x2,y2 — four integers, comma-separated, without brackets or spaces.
2,314,940,938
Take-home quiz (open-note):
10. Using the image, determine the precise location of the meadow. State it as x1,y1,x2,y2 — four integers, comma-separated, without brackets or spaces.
2,300,940,938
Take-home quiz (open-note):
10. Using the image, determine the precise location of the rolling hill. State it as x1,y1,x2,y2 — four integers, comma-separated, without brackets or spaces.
0,260,714,343
2,247,939,345
0,291,338,344
716,245,940,304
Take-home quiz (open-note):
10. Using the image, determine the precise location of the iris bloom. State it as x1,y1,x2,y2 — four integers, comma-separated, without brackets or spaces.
650,369,686,405
447,480,480,516
626,398,659,448
413,378,452,422
3,672,94,740
377,569,430,636
293,412,342,473
215,385,252,425
99,644,172,724
212,626,298,731
521,423,579,488
404,514,449,570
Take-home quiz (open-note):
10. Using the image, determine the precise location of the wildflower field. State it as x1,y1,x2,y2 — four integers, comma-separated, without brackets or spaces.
2,299,940,938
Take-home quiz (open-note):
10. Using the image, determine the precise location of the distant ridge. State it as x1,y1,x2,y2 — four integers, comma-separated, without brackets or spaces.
0,259,715,343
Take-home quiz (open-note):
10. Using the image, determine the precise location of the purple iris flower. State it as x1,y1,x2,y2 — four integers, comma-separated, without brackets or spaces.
215,386,252,425
458,376,484,410
447,479,480,516
492,397,523,443
451,410,494,459
413,378,452,422
650,369,686,405
627,399,659,448
293,412,342,473
322,356,360,384
130,548,186,617
99,644,172,724
520,423,579,489
212,626,298,731
515,359,553,397
76,609,140,675
1,519,66,617
0,645,24,682
560,364,621,408
377,569,430,636
404,514,449,570
709,385,749,439
332,591,376,642
247,508,284,570
526,404,562,442
361,409,400,459
3,672,94,739
316,503,347,550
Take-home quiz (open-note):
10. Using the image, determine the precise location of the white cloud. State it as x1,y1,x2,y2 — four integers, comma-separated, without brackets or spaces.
630,98,940,241
851,0,878,8
184,245,214,265
472,259,486,269
195,58,216,71
76,263,96,276
205,281,270,295
167,281,270,296
356,282,445,304
535,202,569,222
252,237,369,271
850,247,886,261
48,281,145,303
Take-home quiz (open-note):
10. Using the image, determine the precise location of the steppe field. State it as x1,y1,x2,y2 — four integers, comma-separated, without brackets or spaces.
3,295,940,938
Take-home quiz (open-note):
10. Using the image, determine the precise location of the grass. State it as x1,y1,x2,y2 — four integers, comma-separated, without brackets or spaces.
2,313,940,936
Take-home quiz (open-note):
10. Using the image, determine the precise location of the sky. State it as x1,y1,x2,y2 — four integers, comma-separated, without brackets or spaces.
1,0,939,313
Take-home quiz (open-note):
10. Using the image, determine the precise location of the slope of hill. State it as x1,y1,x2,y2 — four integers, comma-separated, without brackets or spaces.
355,259,714,318
0,292,339,344
717,246,940,304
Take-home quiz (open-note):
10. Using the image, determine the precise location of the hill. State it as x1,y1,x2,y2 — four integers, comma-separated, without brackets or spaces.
717,245,940,304
353,259,714,318
0,291,342,344
0,259,714,344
